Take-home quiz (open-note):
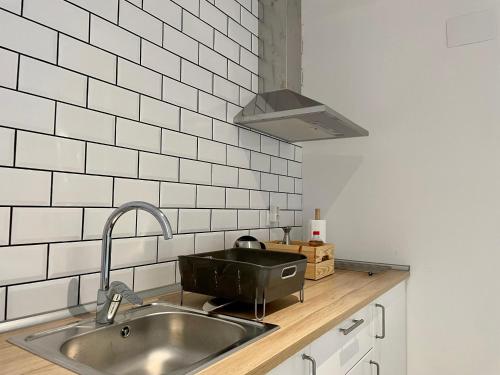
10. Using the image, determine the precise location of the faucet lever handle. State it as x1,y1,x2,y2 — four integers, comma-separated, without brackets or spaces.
109,281,143,306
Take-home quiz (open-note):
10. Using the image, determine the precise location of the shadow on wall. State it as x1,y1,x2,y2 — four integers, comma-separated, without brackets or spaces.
302,150,363,222
67,278,80,317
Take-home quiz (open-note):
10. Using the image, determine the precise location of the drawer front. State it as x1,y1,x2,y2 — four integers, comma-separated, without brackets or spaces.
312,305,375,374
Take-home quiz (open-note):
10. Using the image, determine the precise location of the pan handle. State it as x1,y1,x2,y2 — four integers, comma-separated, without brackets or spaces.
281,265,297,279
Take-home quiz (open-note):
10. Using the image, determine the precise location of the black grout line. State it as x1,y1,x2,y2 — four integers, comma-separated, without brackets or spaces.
8,207,13,246
15,53,20,90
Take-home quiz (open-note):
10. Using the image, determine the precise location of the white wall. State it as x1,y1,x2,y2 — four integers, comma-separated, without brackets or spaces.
302,1,500,374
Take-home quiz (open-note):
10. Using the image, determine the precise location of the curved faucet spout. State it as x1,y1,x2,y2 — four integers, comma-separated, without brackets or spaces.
99,201,173,291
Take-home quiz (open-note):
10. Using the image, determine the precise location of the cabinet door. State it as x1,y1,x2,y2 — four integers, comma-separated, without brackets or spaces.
373,281,407,375
345,349,377,375
267,346,311,375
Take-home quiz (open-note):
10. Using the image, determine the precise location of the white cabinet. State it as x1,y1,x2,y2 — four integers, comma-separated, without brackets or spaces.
372,281,407,375
267,346,312,375
267,280,406,375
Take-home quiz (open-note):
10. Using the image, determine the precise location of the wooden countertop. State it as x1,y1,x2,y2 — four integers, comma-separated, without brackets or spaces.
0,269,409,375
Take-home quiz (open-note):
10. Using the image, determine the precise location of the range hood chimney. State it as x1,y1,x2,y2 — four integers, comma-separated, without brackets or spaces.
234,0,369,142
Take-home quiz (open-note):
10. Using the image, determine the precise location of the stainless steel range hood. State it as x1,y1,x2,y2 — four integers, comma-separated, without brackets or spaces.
234,0,369,142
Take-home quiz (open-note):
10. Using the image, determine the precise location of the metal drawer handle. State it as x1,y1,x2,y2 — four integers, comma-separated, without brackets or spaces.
375,303,386,339
370,360,380,375
339,318,364,335
281,265,297,279
302,353,317,375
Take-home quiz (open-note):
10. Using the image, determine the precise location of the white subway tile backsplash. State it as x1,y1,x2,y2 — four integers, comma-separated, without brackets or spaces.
137,208,178,235
0,167,51,206
295,146,303,162
19,57,87,106
116,118,161,152
88,78,140,119
251,152,270,172
68,0,118,22
183,10,214,47
227,145,250,168
212,164,238,187
52,173,113,207
114,178,159,206
163,23,198,63
250,190,269,209
215,0,240,20
195,231,224,252
11,207,82,244
158,233,194,260
240,46,258,74
178,209,210,232
56,103,115,145
228,19,251,49
228,61,251,89
180,159,211,184
200,45,227,77
224,229,248,249
251,0,258,17
0,10,57,63
0,0,302,320
239,169,260,189
163,76,198,111
250,228,269,242
183,58,213,91
0,48,17,89
162,129,197,159
0,208,9,246
16,132,85,173
279,176,294,193
226,188,249,208
119,0,162,45
280,141,295,160
0,287,5,321
213,120,238,145
271,156,287,175
24,0,89,41
0,88,55,134
270,192,287,210
214,31,239,62
141,40,180,80
261,173,278,192
279,210,294,227
110,236,157,268
211,209,237,230
79,268,133,304
240,6,258,35
7,277,78,320
181,109,212,138
238,209,259,229
0,128,14,166
160,182,196,207
48,241,100,278
288,160,302,178
287,194,302,210
198,138,226,164
197,185,225,208
134,262,176,292
83,208,136,240
0,244,47,285
118,58,162,99
139,152,179,181
90,15,140,62
214,76,239,104
200,1,227,34
199,92,226,121
141,96,180,130
251,73,259,93
86,143,138,178
0,0,21,14
261,136,279,156
143,0,181,29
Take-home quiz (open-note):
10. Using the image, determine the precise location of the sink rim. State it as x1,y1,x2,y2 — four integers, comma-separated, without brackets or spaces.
9,302,279,375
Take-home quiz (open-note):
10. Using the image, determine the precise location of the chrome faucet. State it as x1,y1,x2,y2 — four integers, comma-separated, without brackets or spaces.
96,201,174,324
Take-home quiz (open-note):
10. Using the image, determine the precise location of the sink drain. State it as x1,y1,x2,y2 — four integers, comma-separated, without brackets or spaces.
120,326,131,338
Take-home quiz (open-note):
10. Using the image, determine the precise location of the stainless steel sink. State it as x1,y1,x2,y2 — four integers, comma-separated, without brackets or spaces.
9,303,278,375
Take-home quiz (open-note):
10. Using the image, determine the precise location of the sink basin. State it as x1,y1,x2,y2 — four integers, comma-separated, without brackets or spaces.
9,303,278,375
